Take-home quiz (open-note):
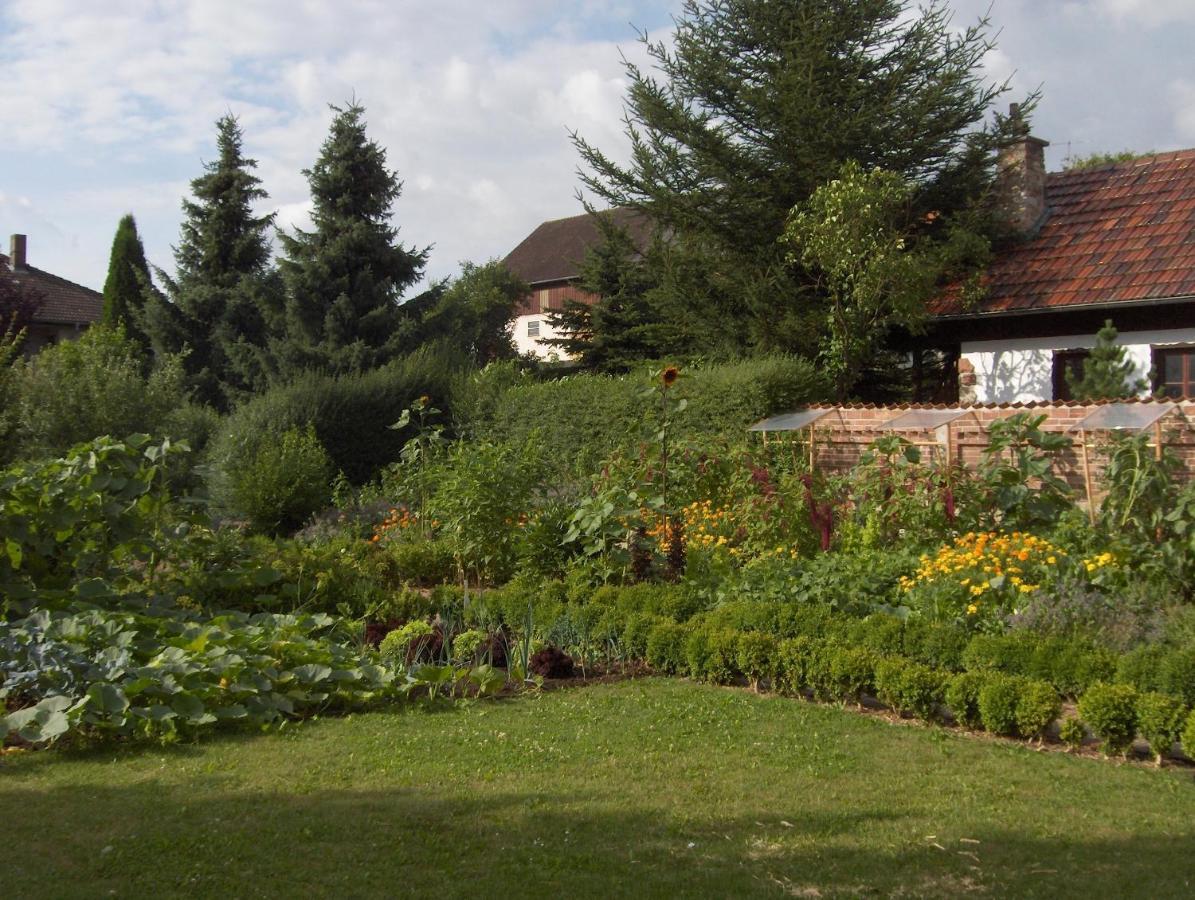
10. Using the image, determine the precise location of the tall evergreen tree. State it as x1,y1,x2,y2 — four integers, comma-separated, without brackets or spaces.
274,102,428,377
101,214,152,353
143,115,279,408
573,0,1028,359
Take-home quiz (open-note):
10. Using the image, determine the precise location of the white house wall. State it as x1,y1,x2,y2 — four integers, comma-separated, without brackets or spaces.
962,327,1195,403
513,313,572,360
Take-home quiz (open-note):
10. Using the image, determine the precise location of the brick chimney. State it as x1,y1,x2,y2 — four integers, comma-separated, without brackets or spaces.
9,234,28,270
997,104,1050,236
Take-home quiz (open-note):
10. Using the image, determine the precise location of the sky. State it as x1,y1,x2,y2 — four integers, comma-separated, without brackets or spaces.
1,0,1193,294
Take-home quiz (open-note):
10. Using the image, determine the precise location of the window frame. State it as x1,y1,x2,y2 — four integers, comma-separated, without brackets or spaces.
526,319,541,339
1051,348,1090,401
1153,345,1195,399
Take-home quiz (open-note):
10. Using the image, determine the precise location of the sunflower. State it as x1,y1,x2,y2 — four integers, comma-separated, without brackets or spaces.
661,365,680,387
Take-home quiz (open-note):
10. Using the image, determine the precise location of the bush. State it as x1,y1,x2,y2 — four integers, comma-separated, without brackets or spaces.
962,633,1037,677
1077,682,1140,755
1115,645,1167,694
1015,680,1061,740
945,671,986,728
1034,638,1116,698
818,645,875,703
1059,715,1086,751
385,539,457,586
776,636,814,695
736,632,778,691
685,627,738,684
1183,709,1195,761
210,347,463,487
215,424,332,534
469,355,825,479
645,622,689,674
10,325,189,459
872,658,944,722
774,602,838,640
621,612,664,660
1136,692,1186,762
1158,648,1195,707
977,674,1022,736
850,615,905,656
905,621,969,671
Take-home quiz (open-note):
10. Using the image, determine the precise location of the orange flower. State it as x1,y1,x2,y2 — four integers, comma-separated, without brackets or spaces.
661,366,680,387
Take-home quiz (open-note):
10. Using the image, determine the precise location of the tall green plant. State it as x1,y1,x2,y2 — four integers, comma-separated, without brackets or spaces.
978,413,1073,530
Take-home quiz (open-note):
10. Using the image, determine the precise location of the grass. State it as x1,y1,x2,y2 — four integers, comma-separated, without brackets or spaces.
3,677,1195,898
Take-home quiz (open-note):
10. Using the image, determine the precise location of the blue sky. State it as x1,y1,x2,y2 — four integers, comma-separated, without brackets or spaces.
2,0,1194,294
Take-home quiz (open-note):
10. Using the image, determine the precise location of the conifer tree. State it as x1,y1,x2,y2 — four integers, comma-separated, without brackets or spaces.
1066,320,1149,400
545,214,664,370
101,214,152,353
574,0,1028,362
143,115,279,407
274,102,427,376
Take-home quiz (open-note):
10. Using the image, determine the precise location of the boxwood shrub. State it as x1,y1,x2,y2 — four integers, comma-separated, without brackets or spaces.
645,622,689,674
945,671,986,728
977,673,1023,736
1015,680,1061,740
1136,691,1187,762
1078,682,1140,755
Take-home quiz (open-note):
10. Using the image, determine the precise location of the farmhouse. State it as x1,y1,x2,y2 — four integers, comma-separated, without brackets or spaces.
929,125,1195,403
2,233,103,355
502,207,651,359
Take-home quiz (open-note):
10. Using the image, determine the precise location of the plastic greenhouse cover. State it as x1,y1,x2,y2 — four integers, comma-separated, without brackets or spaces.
1068,402,1180,432
748,409,834,432
878,408,973,431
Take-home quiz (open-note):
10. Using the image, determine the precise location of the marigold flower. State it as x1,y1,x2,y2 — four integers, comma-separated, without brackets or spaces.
661,365,680,387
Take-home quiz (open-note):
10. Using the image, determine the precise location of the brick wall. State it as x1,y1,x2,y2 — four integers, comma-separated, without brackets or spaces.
764,400,1195,497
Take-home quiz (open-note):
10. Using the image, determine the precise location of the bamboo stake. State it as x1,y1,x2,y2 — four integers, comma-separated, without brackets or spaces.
808,425,817,472
1155,420,1164,461
1080,429,1095,524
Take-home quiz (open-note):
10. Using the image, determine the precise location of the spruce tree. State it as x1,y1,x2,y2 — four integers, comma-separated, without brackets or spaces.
545,214,664,370
1066,320,1149,400
101,214,152,353
574,0,1027,363
275,102,427,376
143,115,279,407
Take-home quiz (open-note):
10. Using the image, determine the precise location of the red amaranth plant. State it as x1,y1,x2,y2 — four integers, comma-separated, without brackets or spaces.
801,474,835,552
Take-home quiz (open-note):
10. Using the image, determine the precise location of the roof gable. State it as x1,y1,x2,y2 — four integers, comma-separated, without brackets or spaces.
503,208,653,285
933,149,1195,317
0,252,103,326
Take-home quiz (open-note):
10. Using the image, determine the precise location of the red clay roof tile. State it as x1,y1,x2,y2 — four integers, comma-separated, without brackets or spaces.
934,149,1195,317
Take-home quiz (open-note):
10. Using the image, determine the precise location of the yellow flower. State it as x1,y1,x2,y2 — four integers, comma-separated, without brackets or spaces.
966,603,979,615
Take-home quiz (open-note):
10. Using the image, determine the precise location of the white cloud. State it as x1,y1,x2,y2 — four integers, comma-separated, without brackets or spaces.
1,0,1191,292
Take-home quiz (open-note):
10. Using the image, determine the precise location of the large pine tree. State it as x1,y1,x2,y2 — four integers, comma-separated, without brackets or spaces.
573,0,1027,363
274,102,428,377
144,115,279,408
101,214,152,353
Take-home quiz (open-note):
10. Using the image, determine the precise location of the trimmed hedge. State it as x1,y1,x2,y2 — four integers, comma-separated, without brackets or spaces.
465,355,826,477
210,347,464,487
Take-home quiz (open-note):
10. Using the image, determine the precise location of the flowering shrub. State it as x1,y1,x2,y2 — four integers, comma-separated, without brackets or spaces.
901,532,1070,627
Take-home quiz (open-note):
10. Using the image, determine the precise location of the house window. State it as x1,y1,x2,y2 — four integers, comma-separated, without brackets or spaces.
527,320,541,338
537,289,550,313
1051,349,1089,401
1154,347,1195,398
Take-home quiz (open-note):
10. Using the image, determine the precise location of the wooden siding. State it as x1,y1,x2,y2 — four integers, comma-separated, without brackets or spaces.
513,279,600,317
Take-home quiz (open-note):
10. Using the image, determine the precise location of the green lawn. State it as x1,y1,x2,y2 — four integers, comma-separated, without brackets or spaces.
4,678,1194,898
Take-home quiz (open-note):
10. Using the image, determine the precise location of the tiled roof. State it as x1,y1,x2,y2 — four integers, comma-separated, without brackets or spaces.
932,149,1195,317
503,207,653,284
0,252,102,326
